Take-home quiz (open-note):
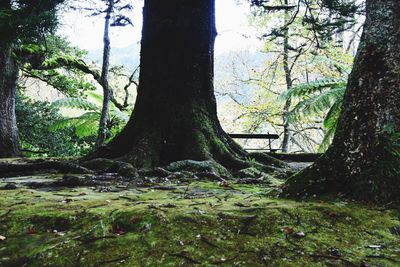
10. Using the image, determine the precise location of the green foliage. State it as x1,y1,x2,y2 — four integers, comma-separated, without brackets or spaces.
283,78,346,151
27,69,97,96
20,36,97,96
15,93,93,157
0,0,64,45
250,0,363,44
49,92,129,139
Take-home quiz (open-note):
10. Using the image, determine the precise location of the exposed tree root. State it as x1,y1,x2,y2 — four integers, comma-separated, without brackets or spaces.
0,160,93,178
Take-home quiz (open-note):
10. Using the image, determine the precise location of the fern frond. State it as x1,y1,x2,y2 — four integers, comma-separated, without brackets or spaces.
323,100,342,130
51,97,99,111
49,112,100,131
86,91,105,106
287,87,345,123
74,120,99,137
318,125,336,153
282,78,346,100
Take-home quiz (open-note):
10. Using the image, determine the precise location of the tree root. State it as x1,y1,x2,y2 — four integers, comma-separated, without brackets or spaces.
0,160,93,178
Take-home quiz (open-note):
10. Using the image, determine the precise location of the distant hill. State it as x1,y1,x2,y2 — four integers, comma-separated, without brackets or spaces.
86,43,141,70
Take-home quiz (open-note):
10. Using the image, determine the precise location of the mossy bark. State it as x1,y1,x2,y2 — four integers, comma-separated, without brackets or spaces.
0,44,20,158
88,0,281,171
282,0,400,202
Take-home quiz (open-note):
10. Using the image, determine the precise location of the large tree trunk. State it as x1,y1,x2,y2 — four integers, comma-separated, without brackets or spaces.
0,45,20,158
282,0,400,202
90,0,252,169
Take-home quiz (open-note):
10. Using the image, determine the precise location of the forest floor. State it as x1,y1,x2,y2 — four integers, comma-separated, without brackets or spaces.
0,160,399,266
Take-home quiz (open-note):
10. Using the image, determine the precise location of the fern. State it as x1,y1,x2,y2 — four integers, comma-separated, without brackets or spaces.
49,93,130,139
51,97,99,111
282,77,347,152
74,119,99,137
287,86,345,123
282,78,346,99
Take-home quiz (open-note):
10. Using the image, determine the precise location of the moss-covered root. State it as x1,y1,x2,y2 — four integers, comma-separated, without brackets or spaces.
280,165,341,199
0,160,93,178
281,160,400,204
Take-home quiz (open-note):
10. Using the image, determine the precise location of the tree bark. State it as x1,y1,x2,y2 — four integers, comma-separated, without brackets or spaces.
97,0,113,147
281,0,293,153
89,0,254,169
282,0,400,202
0,45,20,158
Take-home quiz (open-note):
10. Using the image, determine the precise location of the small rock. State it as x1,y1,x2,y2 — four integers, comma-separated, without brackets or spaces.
390,225,400,235
1,183,17,190
294,231,306,238
328,247,341,257
367,245,384,249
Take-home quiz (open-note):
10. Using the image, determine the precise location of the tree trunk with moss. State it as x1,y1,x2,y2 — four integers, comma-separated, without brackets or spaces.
90,0,254,169
282,0,400,202
0,45,20,158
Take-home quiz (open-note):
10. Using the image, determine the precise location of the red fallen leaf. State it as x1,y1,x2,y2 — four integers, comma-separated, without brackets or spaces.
219,181,230,188
283,227,294,238
27,228,36,235
79,192,87,196
113,226,126,235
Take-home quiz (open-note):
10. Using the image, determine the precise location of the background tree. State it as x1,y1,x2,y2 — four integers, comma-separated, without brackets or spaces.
70,0,134,147
223,0,357,152
283,0,400,202
0,0,63,158
19,35,137,154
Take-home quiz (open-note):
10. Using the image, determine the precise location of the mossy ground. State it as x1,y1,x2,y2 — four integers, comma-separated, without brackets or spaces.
0,177,399,266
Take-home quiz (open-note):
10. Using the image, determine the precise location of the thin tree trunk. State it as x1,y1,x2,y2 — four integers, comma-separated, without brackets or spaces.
0,45,20,158
281,0,293,153
96,0,113,147
283,0,400,202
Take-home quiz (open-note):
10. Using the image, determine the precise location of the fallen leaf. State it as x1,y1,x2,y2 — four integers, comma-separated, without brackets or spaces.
0,235,6,241
27,228,36,235
283,227,294,235
79,192,87,196
113,226,125,235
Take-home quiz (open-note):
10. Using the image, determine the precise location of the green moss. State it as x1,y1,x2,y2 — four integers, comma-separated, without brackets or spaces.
0,182,399,266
